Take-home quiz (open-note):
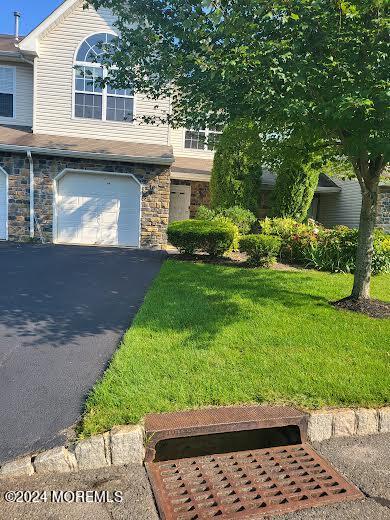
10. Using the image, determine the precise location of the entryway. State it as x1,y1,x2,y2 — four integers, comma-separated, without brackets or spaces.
169,183,191,222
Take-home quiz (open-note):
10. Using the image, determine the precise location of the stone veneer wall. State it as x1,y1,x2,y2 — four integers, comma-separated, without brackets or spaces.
171,179,210,218
0,152,170,248
377,187,390,233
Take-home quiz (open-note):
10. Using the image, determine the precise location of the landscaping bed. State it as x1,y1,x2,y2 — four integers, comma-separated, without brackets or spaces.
81,260,390,437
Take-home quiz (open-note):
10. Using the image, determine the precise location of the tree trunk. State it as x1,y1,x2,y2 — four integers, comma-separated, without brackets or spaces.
350,157,383,301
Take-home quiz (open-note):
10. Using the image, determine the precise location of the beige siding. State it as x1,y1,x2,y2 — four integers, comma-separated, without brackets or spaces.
0,61,33,127
170,127,215,159
318,180,362,229
34,3,169,144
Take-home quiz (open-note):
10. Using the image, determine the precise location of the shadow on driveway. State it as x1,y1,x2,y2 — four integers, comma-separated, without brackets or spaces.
0,242,165,463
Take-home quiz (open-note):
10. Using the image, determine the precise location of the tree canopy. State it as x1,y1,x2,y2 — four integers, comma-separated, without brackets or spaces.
91,0,388,153
90,0,389,299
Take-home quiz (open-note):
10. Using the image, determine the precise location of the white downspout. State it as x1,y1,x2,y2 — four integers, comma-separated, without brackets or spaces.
27,150,34,238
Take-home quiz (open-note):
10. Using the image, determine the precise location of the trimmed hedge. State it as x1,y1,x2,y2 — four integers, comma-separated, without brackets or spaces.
167,219,238,256
239,234,282,266
210,118,262,213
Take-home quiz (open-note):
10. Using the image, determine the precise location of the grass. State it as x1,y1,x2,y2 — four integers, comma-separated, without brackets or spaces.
81,260,390,436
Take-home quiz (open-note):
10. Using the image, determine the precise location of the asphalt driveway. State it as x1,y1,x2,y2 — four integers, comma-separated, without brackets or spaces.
0,242,165,464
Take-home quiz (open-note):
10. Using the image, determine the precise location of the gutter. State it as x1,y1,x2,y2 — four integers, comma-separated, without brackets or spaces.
26,150,34,238
0,143,174,166
0,51,25,61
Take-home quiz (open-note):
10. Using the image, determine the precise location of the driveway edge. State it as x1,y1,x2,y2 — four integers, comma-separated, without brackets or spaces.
1,407,389,479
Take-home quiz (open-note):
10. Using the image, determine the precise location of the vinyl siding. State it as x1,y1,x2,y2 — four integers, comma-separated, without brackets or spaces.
317,179,362,229
0,61,33,127
34,2,170,144
170,127,215,159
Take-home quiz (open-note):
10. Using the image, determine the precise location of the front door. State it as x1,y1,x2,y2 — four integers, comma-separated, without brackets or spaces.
169,184,191,222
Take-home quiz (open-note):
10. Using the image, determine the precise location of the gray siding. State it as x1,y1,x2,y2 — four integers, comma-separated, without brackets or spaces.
317,180,362,229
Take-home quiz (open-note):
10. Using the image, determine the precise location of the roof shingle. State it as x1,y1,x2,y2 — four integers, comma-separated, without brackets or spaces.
0,125,173,165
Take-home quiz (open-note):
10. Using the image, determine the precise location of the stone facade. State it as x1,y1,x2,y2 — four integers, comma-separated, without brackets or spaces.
171,179,210,218
377,187,390,233
0,152,170,248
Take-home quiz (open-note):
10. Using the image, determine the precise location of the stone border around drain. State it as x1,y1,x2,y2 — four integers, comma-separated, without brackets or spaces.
1,408,389,479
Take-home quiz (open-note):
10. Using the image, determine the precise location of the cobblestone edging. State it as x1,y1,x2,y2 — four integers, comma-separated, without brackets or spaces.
0,425,144,479
307,407,390,442
0,408,389,479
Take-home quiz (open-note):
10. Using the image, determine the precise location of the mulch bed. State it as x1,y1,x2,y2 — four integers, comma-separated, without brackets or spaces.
167,251,297,270
332,297,390,319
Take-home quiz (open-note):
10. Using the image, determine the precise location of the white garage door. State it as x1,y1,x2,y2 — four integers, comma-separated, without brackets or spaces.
0,169,7,240
56,172,141,247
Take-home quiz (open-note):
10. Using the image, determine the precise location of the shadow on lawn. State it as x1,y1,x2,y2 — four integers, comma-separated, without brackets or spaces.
0,242,165,348
145,262,331,349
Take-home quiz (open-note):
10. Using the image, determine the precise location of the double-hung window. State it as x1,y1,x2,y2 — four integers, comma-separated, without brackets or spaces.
0,66,15,118
74,33,134,123
184,128,221,151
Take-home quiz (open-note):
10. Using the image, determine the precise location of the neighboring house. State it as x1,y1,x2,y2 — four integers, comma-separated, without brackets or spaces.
0,2,388,248
258,171,389,231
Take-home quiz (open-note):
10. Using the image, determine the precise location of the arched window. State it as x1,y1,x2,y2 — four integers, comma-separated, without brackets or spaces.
74,33,134,122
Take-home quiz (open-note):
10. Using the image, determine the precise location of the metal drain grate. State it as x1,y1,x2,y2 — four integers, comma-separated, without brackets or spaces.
146,443,363,519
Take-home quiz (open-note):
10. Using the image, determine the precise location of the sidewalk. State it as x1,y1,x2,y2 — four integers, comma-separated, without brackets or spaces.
0,434,388,520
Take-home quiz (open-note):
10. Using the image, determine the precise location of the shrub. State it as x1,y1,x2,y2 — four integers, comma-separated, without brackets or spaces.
260,217,390,274
303,227,358,273
272,161,319,222
210,118,262,213
196,205,256,234
220,206,257,234
260,216,319,239
372,230,390,274
195,205,216,221
167,219,238,256
239,234,282,266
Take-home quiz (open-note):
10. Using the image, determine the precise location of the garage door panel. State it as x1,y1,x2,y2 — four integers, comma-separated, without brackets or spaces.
56,172,140,247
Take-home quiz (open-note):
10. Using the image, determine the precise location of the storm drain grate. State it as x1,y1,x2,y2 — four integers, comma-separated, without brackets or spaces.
146,443,363,519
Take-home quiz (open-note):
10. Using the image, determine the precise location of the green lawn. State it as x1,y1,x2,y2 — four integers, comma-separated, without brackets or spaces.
81,260,390,437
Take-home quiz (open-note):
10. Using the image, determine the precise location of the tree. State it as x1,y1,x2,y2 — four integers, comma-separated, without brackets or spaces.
263,133,323,221
272,162,319,222
90,0,389,301
210,119,262,213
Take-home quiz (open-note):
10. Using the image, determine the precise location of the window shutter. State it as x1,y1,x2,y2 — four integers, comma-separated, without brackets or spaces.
0,67,15,94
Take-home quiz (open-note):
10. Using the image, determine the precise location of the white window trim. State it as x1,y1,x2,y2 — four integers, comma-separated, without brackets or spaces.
72,32,136,125
0,65,16,120
183,128,221,151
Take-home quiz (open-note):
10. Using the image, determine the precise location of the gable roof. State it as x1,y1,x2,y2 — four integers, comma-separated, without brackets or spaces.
18,0,82,55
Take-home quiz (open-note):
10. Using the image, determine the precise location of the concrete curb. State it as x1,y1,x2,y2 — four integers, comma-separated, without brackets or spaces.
0,407,389,479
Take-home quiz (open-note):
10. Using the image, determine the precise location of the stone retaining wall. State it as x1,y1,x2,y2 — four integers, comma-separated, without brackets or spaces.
0,407,388,479
0,152,170,248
